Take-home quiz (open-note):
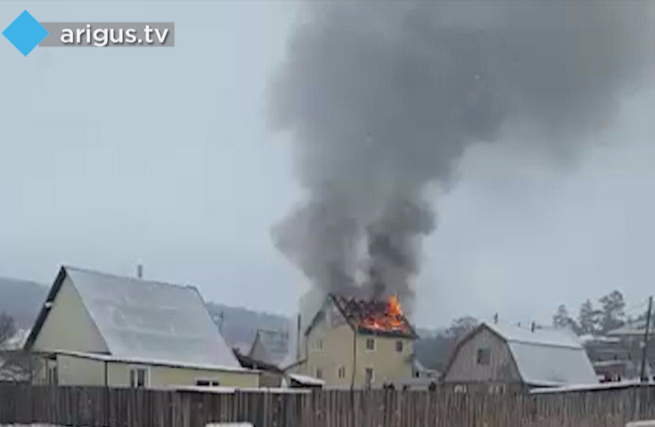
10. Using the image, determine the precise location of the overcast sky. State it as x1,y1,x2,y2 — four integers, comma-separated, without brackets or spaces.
1,1,654,329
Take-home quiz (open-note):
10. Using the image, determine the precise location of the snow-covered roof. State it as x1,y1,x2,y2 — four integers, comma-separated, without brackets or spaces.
486,322,582,349
28,266,241,370
248,330,289,367
287,373,324,386
0,329,29,350
485,322,597,387
530,379,639,394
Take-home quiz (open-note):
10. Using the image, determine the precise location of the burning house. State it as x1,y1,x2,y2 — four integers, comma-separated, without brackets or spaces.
287,293,418,389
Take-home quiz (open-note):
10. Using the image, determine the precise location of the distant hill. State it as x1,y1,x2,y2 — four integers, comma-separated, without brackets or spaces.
206,302,292,353
0,277,48,329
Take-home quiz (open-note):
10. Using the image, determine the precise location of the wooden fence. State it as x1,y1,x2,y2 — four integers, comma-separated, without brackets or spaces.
3,384,655,427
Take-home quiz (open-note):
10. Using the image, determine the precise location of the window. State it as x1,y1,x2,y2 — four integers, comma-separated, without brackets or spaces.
476,348,491,366
395,340,403,353
314,337,324,351
315,367,323,379
196,379,220,387
364,367,374,385
366,338,376,351
488,384,505,395
337,365,346,379
129,367,149,388
454,384,467,394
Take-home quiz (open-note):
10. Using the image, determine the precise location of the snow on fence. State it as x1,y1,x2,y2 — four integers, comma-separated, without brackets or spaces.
3,384,655,427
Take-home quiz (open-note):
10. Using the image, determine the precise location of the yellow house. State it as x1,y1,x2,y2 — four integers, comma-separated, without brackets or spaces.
24,266,259,389
289,294,417,389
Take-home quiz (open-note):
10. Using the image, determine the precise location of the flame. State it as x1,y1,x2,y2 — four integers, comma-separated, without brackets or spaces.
387,295,402,317
361,295,406,332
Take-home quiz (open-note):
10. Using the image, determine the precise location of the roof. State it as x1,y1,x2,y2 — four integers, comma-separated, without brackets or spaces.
309,294,417,339
486,322,582,349
287,373,324,386
607,320,652,337
26,266,241,370
233,349,283,373
248,330,289,367
445,322,597,387
0,329,29,351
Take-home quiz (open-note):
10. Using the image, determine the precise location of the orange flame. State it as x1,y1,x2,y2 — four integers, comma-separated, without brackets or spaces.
361,295,406,332
387,295,402,317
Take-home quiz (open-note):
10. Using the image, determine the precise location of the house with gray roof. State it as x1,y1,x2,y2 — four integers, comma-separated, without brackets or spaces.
25,266,260,389
442,321,597,393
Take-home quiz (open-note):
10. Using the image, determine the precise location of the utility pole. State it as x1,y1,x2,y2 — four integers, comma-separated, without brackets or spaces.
640,296,653,383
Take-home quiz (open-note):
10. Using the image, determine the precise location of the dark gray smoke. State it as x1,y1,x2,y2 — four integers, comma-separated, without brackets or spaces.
270,1,654,310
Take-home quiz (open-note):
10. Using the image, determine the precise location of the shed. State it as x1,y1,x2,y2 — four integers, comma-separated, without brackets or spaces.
442,321,597,392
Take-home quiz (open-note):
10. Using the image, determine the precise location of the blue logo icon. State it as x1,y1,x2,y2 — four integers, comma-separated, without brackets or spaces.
3,11,48,56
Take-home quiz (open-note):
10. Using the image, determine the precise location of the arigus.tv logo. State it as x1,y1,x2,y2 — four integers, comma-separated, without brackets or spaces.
2,10,48,56
3,11,174,55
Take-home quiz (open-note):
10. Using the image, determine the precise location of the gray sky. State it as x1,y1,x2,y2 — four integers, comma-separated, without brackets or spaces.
1,1,654,328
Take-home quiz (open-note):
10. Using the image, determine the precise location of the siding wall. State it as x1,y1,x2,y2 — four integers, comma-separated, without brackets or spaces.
353,334,413,388
32,278,108,354
299,306,414,388
35,354,259,389
302,320,355,388
442,327,521,384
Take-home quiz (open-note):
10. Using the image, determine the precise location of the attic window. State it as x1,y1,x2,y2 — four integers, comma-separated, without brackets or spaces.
476,348,491,366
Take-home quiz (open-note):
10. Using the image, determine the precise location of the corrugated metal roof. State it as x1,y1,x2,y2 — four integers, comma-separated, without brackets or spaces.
486,322,582,349
485,322,597,386
65,267,240,369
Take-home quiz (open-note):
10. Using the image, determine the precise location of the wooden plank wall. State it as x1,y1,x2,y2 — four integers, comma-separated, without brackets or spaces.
2,384,655,427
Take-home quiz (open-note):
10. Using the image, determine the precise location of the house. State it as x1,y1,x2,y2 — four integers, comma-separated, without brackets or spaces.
582,322,655,382
0,329,32,383
248,329,289,368
287,294,418,389
24,266,259,389
441,321,597,393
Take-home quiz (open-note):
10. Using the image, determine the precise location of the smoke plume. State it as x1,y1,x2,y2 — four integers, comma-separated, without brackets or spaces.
270,1,654,311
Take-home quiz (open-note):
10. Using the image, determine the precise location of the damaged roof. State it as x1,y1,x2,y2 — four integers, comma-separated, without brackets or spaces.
306,294,417,339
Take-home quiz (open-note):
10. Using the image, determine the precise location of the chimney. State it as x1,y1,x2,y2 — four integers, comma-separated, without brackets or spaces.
531,322,536,332
493,313,499,324
137,264,143,280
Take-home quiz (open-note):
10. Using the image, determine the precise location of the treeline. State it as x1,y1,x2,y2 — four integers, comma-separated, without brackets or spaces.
414,316,479,372
552,290,642,336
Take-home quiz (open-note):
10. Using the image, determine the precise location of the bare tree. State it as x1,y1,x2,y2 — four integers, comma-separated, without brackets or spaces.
0,312,16,345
